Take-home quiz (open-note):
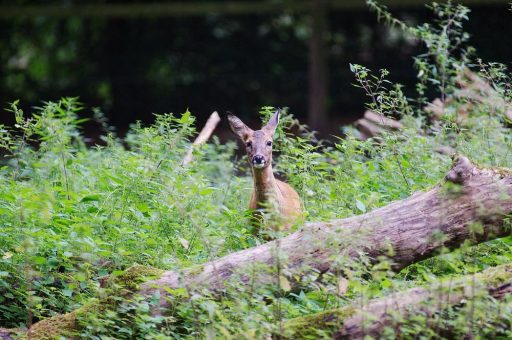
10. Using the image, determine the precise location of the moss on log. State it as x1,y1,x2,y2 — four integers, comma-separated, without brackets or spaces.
24,265,162,339
282,263,512,339
26,156,512,337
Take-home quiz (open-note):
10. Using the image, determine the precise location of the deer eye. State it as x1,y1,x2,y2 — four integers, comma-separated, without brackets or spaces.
246,141,252,148
266,141,272,146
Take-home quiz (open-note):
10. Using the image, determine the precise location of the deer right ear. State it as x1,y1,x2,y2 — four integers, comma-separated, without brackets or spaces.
262,109,280,135
227,113,251,140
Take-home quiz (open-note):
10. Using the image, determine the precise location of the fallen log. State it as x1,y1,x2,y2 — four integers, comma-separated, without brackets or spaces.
0,328,18,340
141,156,512,310
283,263,512,339
27,156,512,336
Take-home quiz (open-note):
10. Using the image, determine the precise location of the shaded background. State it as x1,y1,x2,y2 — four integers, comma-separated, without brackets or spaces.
0,0,510,139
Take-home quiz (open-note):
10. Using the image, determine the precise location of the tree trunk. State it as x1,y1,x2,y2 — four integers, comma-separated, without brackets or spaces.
282,263,512,339
141,156,512,311
308,0,329,132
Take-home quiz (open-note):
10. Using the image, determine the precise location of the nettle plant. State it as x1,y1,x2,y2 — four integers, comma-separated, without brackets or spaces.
0,2,511,338
0,99,255,328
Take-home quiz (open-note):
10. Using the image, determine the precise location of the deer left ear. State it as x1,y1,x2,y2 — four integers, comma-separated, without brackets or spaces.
227,113,252,140
263,109,280,135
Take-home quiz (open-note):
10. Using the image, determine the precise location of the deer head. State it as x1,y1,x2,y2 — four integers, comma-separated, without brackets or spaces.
227,110,280,170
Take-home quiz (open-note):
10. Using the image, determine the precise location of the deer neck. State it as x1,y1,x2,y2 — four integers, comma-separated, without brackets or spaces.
252,165,279,204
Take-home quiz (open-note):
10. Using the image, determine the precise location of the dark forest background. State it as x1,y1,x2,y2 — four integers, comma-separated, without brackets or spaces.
0,0,510,139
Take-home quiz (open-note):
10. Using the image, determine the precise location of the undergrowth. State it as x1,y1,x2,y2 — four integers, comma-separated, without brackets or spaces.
0,1,511,338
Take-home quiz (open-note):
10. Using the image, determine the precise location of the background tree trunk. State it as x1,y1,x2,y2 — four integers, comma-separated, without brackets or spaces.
308,0,329,132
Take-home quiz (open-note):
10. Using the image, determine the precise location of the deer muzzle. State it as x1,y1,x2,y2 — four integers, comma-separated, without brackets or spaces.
252,155,266,169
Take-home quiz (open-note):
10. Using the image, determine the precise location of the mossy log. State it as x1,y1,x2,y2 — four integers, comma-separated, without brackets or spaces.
282,263,512,339
25,156,512,337
13,266,164,340
140,156,512,311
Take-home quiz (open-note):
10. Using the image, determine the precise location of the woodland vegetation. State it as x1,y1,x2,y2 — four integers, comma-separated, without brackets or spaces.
1,2,512,339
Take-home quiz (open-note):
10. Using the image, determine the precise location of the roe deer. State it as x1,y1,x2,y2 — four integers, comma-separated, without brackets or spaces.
227,110,302,233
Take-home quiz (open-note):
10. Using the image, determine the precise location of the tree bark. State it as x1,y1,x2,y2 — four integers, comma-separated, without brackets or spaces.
282,263,512,339
141,156,512,311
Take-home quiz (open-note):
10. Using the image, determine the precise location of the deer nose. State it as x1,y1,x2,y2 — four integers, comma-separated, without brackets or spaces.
252,155,266,166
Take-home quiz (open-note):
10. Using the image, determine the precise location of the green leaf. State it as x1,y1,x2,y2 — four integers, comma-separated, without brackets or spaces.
356,199,366,213
62,289,73,297
80,194,102,202
34,256,47,265
199,187,214,196
178,111,191,124
279,275,291,292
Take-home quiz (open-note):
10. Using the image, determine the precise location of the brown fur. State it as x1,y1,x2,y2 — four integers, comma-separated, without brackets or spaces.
227,110,303,233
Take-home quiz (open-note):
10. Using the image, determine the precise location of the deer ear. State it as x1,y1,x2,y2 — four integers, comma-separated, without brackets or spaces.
227,113,252,140
262,109,280,135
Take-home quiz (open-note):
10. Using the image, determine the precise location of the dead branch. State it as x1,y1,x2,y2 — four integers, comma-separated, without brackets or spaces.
425,69,512,122
357,69,511,140
354,110,403,140
181,111,221,166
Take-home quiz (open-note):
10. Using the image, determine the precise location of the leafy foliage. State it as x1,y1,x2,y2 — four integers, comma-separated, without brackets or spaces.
0,1,511,338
